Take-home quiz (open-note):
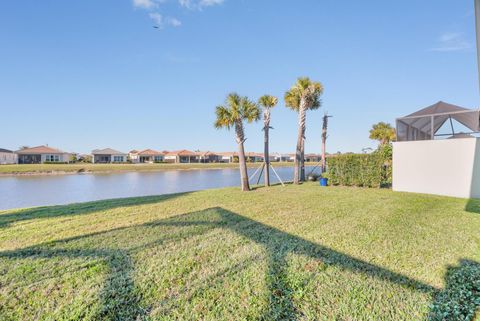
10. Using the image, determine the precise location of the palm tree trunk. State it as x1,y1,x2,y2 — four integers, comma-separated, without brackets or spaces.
235,121,250,191
294,101,307,184
300,137,305,181
264,108,271,187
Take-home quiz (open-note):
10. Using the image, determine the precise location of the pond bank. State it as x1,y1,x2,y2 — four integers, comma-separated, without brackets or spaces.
0,162,315,177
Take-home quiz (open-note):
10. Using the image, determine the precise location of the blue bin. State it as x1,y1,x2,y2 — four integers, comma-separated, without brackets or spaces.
320,178,328,186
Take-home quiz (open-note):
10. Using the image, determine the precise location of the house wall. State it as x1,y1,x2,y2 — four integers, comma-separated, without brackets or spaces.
93,154,126,163
41,153,70,163
164,156,177,163
129,154,139,163
0,152,17,164
393,138,480,199
111,154,126,162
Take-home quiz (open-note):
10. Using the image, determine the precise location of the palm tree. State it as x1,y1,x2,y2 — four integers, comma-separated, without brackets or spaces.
258,95,278,187
285,77,324,184
215,93,260,191
369,122,396,146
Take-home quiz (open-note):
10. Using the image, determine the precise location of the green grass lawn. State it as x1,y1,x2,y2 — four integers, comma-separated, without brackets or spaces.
0,162,305,175
1,184,479,320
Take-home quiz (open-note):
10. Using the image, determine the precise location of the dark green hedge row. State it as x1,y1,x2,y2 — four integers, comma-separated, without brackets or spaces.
327,150,391,188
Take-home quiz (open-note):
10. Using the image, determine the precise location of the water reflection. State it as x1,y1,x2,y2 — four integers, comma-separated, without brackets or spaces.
0,166,320,210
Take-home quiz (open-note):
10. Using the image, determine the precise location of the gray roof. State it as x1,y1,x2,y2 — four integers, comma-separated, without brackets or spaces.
0,148,13,153
397,101,480,141
92,148,127,155
405,101,470,117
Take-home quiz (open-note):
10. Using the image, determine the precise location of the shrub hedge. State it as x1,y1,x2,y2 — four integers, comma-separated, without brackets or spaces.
327,146,392,188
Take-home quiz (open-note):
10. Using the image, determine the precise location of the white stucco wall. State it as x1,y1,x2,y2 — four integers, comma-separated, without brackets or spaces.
40,153,70,163
393,138,480,199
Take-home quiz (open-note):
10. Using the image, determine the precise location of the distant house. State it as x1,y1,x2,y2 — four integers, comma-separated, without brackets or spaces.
194,151,221,163
217,152,264,163
246,153,264,163
218,152,238,163
16,145,70,164
305,154,321,162
0,148,17,164
92,148,127,163
270,153,290,162
133,149,165,163
285,153,321,162
128,150,139,163
164,150,197,163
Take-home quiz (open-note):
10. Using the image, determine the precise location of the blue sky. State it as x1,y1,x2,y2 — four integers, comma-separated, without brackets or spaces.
0,0,478,154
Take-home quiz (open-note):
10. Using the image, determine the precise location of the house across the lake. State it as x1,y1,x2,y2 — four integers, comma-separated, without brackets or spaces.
128,150,139,163
217,152,265,163
92,148,127,163
218,152,238,163
245,152,265,163
305,154,321,162
164,150,197,163
0,148,17,164
284,153,321,162
0,146,298,166
271,153,291,162
130,149,165,163
194,151,221,163
16,145,70,164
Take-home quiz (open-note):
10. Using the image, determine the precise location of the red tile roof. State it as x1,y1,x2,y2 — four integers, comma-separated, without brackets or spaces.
194,151,219,157
138,149,164,156
165,150,196,156
16,145,66,154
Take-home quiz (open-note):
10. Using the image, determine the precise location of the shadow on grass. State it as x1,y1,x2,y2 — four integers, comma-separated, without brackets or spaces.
0,192,190,228
1,207,479,320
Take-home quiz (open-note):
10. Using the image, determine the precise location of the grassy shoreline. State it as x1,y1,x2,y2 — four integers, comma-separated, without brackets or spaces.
0,162,315,176
1,184,479,320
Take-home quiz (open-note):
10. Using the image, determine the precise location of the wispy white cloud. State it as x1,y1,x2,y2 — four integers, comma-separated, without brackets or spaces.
430,32,472,52
149,12,182,28
168,17,182,27
178,0,224,10
132,0,223,29
133,0,158,9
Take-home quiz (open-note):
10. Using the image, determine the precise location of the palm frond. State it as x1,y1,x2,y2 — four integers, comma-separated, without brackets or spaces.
226,93,241,119
284,88,301,111
369,122,396,144
214,105,234,130
240,96,260,123
285,77,324,111
258,95,278,109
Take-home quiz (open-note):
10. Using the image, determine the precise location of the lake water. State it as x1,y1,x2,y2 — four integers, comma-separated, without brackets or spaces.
0,166,320,210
